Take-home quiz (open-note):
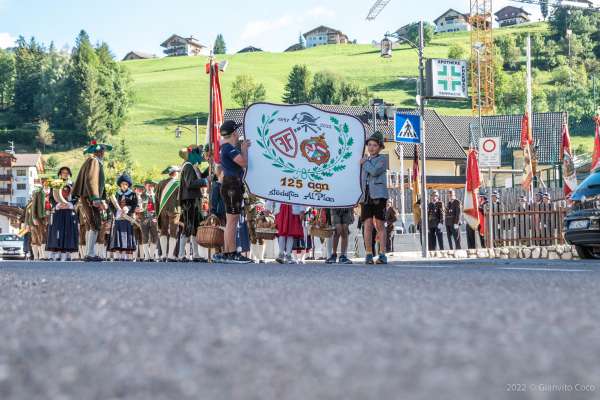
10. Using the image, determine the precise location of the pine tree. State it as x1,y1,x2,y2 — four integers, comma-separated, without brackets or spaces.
213,34,226,54
298,33,306,49
13,36,46,121
112,138,133,169
540,0,549,20
0,49,15,110
282,65,311,104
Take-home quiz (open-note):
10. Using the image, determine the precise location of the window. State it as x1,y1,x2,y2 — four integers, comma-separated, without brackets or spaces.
16,169,26,176
16,183,26,190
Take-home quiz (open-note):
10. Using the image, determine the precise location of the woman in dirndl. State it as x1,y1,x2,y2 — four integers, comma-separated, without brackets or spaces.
46,167,78,261
108,174,138,260
266,201,306,264
292,207,314,264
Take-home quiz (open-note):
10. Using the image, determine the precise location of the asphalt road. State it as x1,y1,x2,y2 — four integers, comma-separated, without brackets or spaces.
1,259,600,400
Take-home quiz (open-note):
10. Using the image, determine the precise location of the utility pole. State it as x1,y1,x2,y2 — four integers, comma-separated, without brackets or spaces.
418,21,428,258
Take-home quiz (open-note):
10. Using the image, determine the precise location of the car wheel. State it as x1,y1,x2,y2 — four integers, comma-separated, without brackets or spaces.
575,245,598,259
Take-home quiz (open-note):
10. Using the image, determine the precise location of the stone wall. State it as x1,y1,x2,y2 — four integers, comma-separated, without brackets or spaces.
429,245,580,260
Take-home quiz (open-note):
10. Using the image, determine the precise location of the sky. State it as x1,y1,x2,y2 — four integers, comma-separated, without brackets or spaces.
0,0,544,58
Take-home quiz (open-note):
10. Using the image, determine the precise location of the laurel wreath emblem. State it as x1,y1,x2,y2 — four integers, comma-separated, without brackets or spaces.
255,111,354,182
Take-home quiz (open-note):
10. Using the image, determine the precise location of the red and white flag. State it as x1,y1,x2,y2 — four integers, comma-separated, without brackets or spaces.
520,112,534,190
591,116,600,172
464,149,484,235
206,62,224,163
412,145,420,205
560,119,577,197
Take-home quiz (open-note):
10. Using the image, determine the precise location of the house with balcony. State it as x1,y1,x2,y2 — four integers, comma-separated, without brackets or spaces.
160,34,209,57
303,26,349,48
434,9,471,33
495,6,531,27
0,152,44,233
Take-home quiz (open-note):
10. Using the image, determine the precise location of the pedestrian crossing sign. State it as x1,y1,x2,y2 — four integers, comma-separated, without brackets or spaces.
394,113,421,144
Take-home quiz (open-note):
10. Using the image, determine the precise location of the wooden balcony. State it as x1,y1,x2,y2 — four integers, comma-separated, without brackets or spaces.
0,174,13,181
0,188,12,195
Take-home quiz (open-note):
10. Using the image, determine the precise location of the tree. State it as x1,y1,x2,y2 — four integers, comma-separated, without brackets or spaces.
495,35,521,70
310,71,338,104
213,34,226,55
231,74,266,108
540,0,549,20
298,33,306,49
36,119,54,151
45,155,58,171
447,44,467,60
111,138,133,169
282,65,311,104
0,49,15,110
337,81,369,106
13,36,46,122
406,22,434,47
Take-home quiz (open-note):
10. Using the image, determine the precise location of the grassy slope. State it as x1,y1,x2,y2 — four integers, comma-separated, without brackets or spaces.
49,22,579,174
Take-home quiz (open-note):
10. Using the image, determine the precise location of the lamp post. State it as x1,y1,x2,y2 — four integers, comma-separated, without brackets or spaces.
381,21,428,258
174,120,200,146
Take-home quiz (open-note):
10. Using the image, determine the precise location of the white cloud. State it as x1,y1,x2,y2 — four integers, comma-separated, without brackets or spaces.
306,6,335,18
0,33,15,49
240,15,295,41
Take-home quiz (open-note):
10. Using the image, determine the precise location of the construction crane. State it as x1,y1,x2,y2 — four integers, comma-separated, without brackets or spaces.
366,0,392,20
470,0,495,115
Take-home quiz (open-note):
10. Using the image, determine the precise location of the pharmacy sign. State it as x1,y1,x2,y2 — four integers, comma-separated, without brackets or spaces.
426,59,468,100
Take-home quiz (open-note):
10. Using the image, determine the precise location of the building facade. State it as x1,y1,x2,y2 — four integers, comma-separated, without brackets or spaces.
434,9,471,33
122,51,155,61
0,152,44,233
495,6,531,27
160,35,209,57
303,26,349,48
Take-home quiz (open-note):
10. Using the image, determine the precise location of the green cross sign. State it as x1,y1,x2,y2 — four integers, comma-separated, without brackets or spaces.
437,65,463,92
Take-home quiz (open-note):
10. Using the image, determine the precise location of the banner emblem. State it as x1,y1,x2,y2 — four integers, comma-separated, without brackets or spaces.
300,135,330,166
269,128,298,158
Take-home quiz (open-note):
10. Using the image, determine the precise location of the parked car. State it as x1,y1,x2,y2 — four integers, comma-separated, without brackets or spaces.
0,234,26,260
564,170,600,259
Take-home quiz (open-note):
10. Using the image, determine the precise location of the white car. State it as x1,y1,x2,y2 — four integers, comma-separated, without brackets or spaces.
0,234,26,260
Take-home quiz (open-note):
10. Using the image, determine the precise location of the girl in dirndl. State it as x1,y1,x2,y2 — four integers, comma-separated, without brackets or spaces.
46,167,78,261
266,201,306,264
293,207,314,264
108,174,138,260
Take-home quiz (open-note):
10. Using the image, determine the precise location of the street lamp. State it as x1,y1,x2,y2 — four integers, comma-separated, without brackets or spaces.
379,21,429,258
174,119,200,145
380,36,393,58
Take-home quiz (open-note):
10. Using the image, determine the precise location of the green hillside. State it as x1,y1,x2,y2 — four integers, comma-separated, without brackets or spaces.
51,22,556,173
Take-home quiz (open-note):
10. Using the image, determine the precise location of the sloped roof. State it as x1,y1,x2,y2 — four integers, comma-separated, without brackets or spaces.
223,105,466,161
160,34,206,48
285,43,304,52
434,9,470,24
303,26,345,37
122,51,155,60
464,112,566,165
495,6,531,19
237,46,263,53
14,153,43,168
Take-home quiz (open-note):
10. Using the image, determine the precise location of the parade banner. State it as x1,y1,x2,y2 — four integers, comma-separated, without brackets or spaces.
244,103,365,207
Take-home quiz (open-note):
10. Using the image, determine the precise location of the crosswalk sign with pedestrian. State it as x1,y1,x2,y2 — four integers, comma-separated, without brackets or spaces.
394,113,421,144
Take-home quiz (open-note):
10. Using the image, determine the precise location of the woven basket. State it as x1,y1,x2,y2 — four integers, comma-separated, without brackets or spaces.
197,215,224,249
255,227,278,241
310,225,335,239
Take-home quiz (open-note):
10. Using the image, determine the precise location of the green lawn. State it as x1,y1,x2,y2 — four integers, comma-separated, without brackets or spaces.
48,22,563,174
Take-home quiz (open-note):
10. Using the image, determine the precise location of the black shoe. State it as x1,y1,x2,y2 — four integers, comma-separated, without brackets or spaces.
275,256,285,264
224,253,253,264
325,255,337,264
167,258,178,262
193,257,208,263
338,255,353,264
212,253,226,263
84,256,100,262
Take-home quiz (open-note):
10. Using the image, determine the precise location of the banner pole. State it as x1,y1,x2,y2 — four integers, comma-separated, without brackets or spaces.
418,20,428,258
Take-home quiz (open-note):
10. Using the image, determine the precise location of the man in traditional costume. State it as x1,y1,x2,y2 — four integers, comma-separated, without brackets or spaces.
156,166,181,262
178,145,209,262
133,184,146,260
72,140,112,262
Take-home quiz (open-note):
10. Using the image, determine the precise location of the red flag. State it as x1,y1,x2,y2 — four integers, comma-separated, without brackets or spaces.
207,63,224,163
592,117,600,172
464,149,483,235
561,119,577,196
520,112,532,149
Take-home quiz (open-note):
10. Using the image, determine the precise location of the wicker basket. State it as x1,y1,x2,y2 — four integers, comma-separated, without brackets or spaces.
197,215,224,249
255,227,278,241
310,225,335,239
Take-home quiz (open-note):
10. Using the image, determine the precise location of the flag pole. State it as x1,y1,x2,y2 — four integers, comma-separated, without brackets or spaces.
526,34,534,200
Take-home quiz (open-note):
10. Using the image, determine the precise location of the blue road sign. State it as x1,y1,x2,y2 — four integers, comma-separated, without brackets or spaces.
394,113,421,144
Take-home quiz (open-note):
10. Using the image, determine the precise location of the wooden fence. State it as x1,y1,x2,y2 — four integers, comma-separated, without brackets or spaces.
484,202,568,248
